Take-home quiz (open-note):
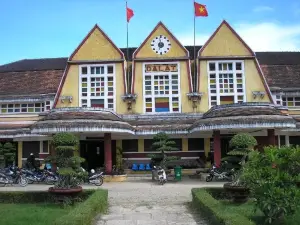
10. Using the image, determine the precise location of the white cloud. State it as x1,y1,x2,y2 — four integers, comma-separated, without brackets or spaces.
177,22,300,51
253,6,274,13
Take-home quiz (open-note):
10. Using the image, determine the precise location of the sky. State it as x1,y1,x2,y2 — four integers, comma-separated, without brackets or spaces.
0,0,300,65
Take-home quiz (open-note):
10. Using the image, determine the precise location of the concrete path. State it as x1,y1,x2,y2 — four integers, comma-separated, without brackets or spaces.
95,178,223,225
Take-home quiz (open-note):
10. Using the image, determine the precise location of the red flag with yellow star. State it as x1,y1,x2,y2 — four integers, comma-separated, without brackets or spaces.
194,2,208,17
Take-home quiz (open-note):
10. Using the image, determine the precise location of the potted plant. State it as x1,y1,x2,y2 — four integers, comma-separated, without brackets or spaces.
47,132,86,195
108,147,127,182
223,133,257,203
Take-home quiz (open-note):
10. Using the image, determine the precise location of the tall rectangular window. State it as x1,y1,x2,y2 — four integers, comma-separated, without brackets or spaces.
79,64,115,110
208,61,245,108
143,63,181,113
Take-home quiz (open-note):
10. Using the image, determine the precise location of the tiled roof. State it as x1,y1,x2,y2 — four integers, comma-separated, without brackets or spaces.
2,47,300,72
0,70,63,96
261,65,300,89
0,47,299,97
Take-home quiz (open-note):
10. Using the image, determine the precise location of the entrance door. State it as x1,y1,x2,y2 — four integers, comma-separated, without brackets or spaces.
80,141,104,171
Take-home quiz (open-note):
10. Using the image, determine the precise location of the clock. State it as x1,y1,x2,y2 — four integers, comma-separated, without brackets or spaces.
151,35,171,55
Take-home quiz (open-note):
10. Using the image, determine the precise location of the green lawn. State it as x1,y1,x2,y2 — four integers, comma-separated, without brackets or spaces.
0,203,71,225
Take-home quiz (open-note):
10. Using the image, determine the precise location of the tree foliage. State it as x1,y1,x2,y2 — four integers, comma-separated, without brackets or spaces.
149,132,179,169
46,133,86,189
0,142,16,167
241,146,300,224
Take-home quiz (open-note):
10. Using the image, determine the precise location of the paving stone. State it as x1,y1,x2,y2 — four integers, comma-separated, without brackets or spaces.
106,220,137,225
123,213,152,220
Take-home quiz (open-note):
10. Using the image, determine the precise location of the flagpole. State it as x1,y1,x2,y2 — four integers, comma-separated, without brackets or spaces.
193,0,196,92
126,0,129,94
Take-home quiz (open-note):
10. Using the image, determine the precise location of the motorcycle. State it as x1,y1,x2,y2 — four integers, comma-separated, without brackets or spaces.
153,166,167,185
22,168,58,185
0,166,28,187
76,168,104,186
206,163,235,182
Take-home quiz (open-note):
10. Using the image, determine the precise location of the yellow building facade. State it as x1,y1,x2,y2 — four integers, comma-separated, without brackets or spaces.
0,20,299,172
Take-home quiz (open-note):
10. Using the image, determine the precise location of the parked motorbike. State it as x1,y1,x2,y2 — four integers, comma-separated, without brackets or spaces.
76,168,104,186
206,163,235,182
153,166,167,185
0,166,28,187
22,168,58,185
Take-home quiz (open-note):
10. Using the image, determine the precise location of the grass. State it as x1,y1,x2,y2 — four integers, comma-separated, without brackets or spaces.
218,200,265,224
0,203,71,225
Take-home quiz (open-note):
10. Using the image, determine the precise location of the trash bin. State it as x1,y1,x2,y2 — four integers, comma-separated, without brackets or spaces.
174,166,182,181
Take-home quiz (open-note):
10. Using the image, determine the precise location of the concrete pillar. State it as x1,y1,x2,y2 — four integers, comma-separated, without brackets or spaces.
267,129,276,146
213,130,221,167
104,133,112,174
17,141,23,168
138,139,144,152
182,138,188,152
285,135,290,146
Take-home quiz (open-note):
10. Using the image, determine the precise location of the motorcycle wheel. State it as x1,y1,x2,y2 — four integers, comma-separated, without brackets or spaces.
95,177,104,186
206,175,213,182
27,176,34,184
0,178,6,187
45,176,56,185
159,178,165,185
18,176,28,187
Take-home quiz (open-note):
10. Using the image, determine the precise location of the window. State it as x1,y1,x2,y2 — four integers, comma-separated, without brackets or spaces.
282,97,300,108
272,94,282,105
42,141,49,153
208,61,245,107
79,64,115,110
122,140,138,152
143,63,180,113
0,101,52,114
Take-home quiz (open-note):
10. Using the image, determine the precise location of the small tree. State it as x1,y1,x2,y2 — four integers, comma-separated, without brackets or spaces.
47,133,86,189
226,133,257,186
149,132,179,169
114,147,124,175
0,142,16,167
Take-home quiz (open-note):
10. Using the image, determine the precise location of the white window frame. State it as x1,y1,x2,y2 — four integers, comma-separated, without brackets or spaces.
142,62,181,114
207,60,246,108
272,93,283,106
79,64,116,111
0,100,53,114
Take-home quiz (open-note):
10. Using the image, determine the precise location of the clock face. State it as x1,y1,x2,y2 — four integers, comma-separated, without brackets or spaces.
151,35,171,55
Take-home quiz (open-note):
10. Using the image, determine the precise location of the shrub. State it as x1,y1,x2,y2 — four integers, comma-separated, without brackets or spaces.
46,132,87,189
148,132,179,169
0,190,94,204
241,146,300,224
0,142,16,167
192,188,255,225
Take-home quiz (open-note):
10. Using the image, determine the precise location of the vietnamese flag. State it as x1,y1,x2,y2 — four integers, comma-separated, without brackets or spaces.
194,2,208,17
126,6,134,22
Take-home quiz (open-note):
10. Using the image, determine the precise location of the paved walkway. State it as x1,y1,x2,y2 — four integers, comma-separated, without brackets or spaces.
95,178,223,225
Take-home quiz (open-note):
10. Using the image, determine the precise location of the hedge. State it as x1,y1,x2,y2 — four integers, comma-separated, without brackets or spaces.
53,189,108,225
191,188,255,225
0,190,94,204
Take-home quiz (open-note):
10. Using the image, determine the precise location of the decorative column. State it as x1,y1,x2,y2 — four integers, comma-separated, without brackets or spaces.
104,133,112,174
267,129,276,146
285,135,290,146
213,130,221,167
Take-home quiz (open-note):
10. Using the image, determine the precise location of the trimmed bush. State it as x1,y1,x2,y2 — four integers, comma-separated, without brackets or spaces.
0,190,94,204
53,189,108,225
192,188,255,225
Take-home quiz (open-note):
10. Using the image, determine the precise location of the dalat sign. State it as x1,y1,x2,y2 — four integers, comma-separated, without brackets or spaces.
145,64,178,73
